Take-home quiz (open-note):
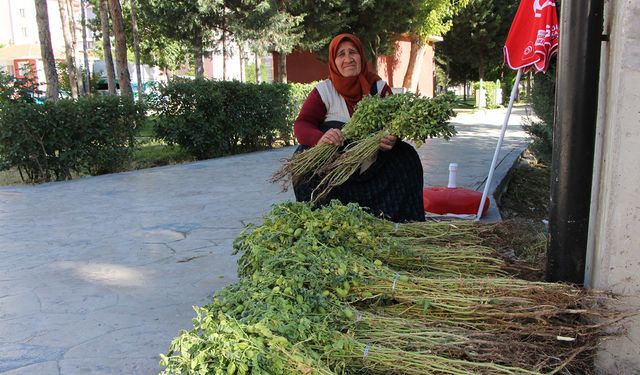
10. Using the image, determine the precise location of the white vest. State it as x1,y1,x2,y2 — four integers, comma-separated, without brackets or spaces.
315,79,387,123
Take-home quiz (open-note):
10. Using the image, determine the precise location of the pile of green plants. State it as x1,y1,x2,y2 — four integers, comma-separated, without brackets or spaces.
272,93,456,201
160,201,619,374
150,79,314,160
0,94,143,182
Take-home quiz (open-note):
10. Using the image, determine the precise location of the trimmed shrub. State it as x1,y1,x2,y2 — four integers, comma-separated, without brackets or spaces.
0,96,142,182
524,62,556,161
0,70,39,105
151,79,315,160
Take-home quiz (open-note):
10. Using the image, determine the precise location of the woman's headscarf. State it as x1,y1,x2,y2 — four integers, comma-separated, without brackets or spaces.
328,33,382,108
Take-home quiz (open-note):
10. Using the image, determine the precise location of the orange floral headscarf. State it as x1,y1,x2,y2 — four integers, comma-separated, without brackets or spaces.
328,33,382,108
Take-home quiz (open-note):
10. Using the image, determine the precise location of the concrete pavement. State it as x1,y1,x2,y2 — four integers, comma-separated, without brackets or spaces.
0,106,530,374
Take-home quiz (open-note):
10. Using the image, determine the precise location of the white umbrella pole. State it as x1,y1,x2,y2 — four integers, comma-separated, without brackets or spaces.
476,68,523,221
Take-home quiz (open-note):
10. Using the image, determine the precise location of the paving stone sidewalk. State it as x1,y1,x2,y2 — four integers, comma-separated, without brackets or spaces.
0,107,530,374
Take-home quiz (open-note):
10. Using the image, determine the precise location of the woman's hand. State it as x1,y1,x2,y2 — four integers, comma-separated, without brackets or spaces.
379,134,397,151
319,128,343,146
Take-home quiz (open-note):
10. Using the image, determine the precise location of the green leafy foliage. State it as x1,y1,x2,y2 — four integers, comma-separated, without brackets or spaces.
0,71,39,105
523,62,556,161
438,0,518,83
161,201,609,374
274,92,456,191
0,96,142,182
346,92,457,146
150,79,313,160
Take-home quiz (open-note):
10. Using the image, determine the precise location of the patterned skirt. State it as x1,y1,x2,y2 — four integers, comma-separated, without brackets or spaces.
292,140,425,222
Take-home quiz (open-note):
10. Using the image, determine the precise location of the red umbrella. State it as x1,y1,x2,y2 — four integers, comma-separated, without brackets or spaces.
476,0,559,220
504,0,559,73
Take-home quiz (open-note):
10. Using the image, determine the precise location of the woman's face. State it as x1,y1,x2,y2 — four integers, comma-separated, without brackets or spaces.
334,40,362,77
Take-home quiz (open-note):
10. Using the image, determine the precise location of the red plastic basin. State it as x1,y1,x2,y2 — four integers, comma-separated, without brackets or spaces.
423,187,490,215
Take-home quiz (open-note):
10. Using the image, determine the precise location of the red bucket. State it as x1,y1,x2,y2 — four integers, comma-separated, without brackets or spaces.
423,187,490,215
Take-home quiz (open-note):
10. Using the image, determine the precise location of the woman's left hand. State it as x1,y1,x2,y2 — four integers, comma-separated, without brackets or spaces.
379,135,397,151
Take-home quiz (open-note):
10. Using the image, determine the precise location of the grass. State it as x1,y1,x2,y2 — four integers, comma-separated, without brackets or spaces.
496,147,551,279
0,168,26,186
132,140,194,170
0,138,193,186
136,118,155,138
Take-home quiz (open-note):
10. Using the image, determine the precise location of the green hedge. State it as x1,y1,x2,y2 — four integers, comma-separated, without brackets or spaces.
150,79,314,160
524,62,556,161
0,96,142,182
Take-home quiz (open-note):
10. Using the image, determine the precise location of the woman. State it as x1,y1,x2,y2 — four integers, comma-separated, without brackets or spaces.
293,33,424,222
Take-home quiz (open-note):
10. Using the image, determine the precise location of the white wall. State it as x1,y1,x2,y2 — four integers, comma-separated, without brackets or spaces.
0,0,93,54
588,0,640,373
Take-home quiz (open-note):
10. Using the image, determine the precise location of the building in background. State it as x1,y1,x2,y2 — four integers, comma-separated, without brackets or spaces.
274,36,441,97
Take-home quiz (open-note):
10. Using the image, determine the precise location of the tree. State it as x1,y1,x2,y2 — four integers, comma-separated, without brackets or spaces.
226,0,304,83
98,0,117,94
438,0,518,83
112,0,187,74
342,0,421,73
138,0,223,79
34,0,59,100
81,0,91,94
108,0,133,97
130,0,142,97
402,0,470,93
57,0,80,98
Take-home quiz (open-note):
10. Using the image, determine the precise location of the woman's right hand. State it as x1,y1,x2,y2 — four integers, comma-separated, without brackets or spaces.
319,128,343,146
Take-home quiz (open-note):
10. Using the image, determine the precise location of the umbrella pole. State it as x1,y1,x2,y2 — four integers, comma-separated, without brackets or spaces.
475,68,523,220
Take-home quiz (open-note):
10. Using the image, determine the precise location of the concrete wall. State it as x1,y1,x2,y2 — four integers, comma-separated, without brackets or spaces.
588,0,640,373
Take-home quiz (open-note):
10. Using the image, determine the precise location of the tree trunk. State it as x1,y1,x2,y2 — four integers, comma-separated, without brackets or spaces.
193,31,204,78
57,0,79,98
402,35,427,93
255,53,260,83
130,0,142,98
276,52,287,83
81,0,91,94
402,36,419,90
463,79,467,102
99,0,116,95
367,41,380,74
222,32,227,80
65,0,82,95
108,0,132,97
34,0,59,101
238,42,244,82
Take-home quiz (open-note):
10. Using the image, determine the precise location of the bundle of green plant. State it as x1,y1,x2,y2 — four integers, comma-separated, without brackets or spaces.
272,93,455,190
311,93,456,201
379,243,506,277
321,334,541,375
234,201,507,279
382,220,490,246
352,275,619,335
160,306,335,375
345,310,604,374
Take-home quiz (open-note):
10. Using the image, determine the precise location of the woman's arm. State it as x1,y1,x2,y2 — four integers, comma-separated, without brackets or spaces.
293,89,327,147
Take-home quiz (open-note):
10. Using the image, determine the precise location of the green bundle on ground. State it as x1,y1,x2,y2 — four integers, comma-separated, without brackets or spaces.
271,93,456,197
160,201,624,375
